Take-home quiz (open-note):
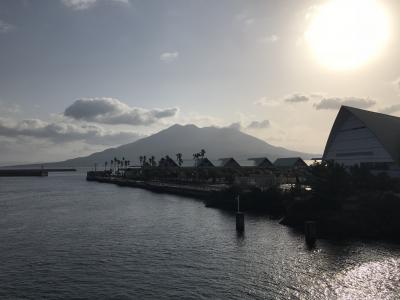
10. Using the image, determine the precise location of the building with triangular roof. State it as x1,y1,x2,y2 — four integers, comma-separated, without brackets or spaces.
246,157,273,168
323,106,400,171
212,158,241,168
274,157,308,169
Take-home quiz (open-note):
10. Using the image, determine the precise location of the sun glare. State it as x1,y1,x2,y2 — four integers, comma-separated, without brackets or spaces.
305,0,390,70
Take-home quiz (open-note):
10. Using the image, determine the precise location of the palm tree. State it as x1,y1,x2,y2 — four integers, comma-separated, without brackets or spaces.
200,149,206,159
193,152,200,167
104,161,108,171
176,153,183,167
150,155,156,167
114,157,118,172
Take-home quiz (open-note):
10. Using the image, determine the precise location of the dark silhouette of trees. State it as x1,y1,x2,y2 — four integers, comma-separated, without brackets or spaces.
176,153,183,166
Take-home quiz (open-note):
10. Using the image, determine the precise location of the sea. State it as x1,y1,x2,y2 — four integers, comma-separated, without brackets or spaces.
0,171,400,299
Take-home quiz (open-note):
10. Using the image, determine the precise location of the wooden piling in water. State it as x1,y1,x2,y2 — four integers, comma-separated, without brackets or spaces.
235,195,244,232
236,212,244,232
305,221,317,246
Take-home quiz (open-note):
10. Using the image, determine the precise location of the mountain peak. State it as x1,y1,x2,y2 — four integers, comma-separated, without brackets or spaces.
167,123,199,130
23,123,316,167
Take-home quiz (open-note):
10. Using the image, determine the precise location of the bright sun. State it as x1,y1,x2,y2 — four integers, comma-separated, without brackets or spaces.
305,0,390,70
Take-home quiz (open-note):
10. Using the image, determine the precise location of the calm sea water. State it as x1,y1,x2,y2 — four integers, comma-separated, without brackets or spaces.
1,172,400,299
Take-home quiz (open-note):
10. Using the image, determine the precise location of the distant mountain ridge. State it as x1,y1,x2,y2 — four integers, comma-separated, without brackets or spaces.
9,124,318,168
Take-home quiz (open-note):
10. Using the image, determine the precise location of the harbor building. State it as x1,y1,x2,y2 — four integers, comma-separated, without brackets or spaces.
323,106,400,175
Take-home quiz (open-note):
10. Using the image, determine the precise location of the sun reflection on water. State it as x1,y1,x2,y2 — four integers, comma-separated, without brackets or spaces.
317,259,400,299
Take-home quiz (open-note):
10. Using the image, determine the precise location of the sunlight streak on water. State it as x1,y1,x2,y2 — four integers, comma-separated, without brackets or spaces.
0,172,400,299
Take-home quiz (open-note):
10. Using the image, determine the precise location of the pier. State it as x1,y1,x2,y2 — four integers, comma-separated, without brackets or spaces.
0,168,76,177
0,169,48,177
87,171,226,199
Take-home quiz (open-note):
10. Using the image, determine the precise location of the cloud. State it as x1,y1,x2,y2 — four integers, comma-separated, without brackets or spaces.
227,122,242,131
247,119,270,129
61,0,128,10
258,34,279,44
0,20,14,33
380,104,400,115
314,97,376,110
0,118,141,146
391,77,400,90
64,97,178,125
254,97,279,107
160,52,179,63
235,12,255,28
254,94,310,107
284,94,309,103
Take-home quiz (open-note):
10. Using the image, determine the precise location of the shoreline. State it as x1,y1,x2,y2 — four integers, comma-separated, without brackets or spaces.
87,171,400,243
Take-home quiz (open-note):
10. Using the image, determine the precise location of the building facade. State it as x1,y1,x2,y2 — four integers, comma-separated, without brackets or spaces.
323,106,400,174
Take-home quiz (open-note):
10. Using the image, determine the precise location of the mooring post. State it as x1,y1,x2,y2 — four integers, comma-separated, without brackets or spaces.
236,195,244,232
305,221,317,246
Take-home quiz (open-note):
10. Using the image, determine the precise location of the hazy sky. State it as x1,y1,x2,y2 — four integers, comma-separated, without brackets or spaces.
1,0,400,164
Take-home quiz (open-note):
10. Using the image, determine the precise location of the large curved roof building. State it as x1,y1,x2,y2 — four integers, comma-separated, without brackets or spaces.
323,106,400,172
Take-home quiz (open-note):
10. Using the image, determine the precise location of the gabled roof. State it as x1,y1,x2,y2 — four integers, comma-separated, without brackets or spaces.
323,106,400,163
212,158,241,168
248,157,273,167
274,157,306,168
158,156,178,168
180,158,214,168
181,160,196,167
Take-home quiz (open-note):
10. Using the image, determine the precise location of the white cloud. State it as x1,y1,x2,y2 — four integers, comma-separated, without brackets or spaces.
314,97,376,110
0,117,141,146
254,97,280,107
254,93,310,106
61,0,128,10
258,34,279,44
160,52,179,63
227,122,242,131
380,104,400,115
284,94,309,103
64,97,179,126
0,20,14,33
247,119,270,129
391,77,400,91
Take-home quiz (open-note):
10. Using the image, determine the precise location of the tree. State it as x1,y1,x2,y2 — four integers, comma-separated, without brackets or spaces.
150,156,157,167
105,161,108,171
139,156,143,166
193,153,200,167
176,153,183,167
200,149,206,159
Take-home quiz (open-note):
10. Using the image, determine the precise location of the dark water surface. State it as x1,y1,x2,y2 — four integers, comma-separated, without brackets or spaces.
1,172,400,299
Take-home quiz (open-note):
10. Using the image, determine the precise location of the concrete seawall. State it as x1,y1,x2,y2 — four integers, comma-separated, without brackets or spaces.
0,169,49,177
86,172,226,199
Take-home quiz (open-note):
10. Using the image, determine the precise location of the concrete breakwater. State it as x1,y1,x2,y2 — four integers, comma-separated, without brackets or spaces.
86,171,228,199
86,171,287,216
0,169,49,177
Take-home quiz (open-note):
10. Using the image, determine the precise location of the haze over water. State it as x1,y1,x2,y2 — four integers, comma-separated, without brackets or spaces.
1,172,400,299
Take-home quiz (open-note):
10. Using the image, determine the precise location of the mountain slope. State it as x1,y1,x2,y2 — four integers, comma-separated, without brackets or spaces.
16,124,317,167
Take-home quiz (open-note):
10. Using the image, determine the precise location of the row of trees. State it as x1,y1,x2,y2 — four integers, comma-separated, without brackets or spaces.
104,149,207,171
104,157,130,172
138,149,206,168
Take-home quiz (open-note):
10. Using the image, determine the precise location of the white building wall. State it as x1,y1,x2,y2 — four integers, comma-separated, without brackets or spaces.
324,115,394,166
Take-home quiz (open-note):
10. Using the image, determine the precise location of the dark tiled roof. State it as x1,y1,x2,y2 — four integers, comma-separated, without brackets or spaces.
323,106,400,164
274,157,305,167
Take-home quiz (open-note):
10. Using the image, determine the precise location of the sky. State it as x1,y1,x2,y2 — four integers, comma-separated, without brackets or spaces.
1,0,400,164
